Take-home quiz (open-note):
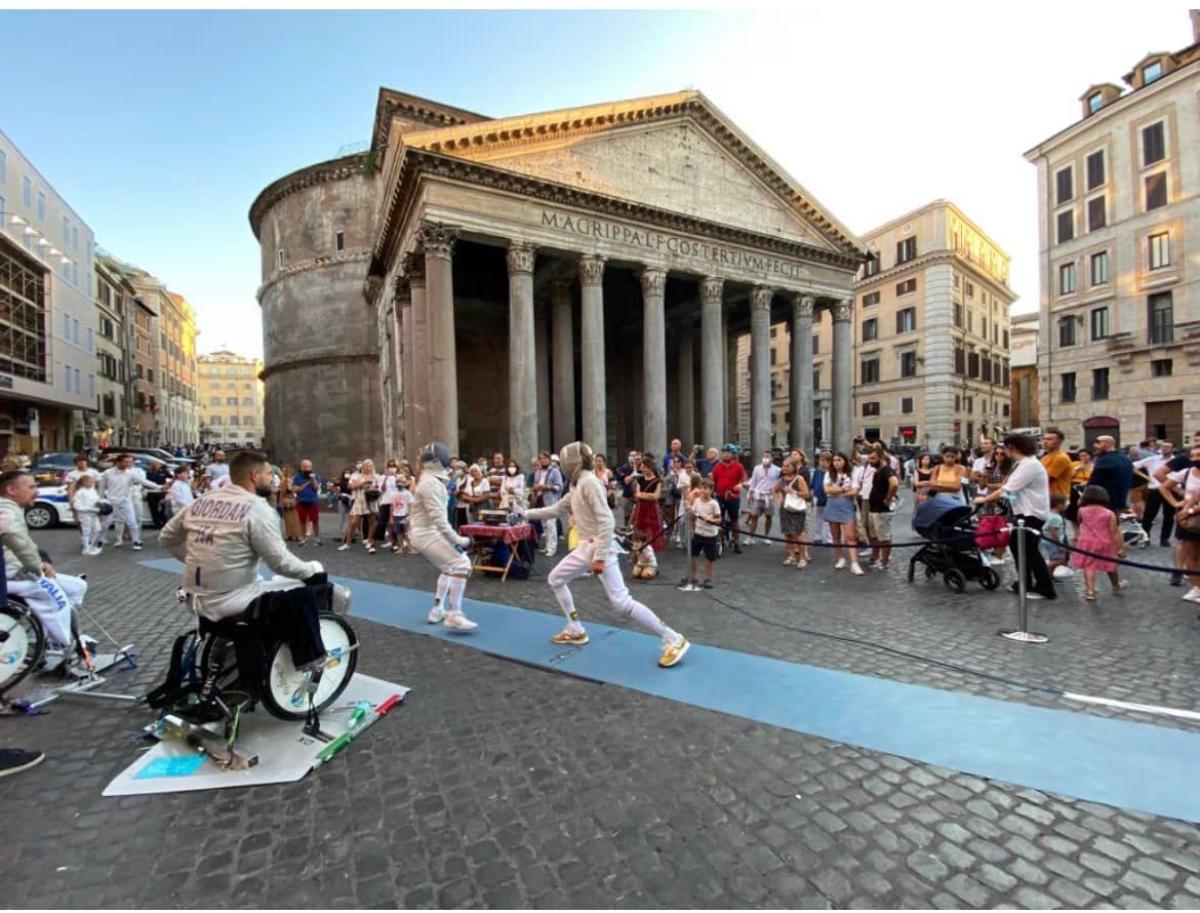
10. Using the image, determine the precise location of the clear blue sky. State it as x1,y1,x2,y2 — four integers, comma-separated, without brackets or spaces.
1,6,1190,356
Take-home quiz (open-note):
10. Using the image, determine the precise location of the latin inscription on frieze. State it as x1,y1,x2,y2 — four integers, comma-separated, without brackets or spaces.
539,209,810,281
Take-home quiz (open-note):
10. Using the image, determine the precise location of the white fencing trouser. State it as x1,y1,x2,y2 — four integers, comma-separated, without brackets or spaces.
109,498,140,544
540,511,558,555
546,539,674,640
79,513,102,551
8,574,86,646
412,534,472,615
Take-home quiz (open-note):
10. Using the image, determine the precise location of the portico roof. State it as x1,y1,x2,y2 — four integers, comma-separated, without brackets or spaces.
392,89,862,259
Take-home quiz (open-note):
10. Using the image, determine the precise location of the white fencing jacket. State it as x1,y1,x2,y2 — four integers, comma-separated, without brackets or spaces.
158,485,320,620
526,470,613,562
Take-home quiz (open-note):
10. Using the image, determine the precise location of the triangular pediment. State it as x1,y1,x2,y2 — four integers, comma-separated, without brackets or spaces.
402,91,861,257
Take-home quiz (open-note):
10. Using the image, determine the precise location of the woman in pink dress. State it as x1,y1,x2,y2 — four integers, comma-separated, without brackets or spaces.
1070,485,1127,601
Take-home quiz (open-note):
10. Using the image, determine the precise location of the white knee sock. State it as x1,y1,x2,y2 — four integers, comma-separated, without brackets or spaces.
549,583,584,632
434,574,451,608
447,575,467,615
628,600,674,641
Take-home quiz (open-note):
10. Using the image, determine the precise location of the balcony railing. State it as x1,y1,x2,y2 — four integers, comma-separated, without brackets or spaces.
1106,321,1200,353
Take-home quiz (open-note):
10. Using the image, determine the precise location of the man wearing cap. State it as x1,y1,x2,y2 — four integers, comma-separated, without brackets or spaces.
711,445,747,554
410,442,477,632
520,442,689,667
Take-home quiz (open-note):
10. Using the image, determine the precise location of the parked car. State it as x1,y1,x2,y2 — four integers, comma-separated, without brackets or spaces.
100,446,197,467
29,451,88,485
25,482,155,531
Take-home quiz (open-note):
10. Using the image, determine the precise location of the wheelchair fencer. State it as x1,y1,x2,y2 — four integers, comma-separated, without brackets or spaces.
146,573,358,763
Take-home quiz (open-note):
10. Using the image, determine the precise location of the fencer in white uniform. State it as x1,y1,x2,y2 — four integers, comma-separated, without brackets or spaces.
410,442,477,632
522,442,690,668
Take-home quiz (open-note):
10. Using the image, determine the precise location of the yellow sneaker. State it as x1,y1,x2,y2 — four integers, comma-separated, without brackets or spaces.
551,627,589,647
659,635,690,668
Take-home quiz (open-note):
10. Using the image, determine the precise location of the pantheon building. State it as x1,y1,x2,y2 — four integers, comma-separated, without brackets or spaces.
250,89,865,473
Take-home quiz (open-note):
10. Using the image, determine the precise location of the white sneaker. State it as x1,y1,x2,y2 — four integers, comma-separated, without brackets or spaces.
850,563,865,576
337,543,351,552
443,612,478,632
1183,587,1200,604
427,605,446,624
834,558,846,570
797,559,808,569
131,543,143,551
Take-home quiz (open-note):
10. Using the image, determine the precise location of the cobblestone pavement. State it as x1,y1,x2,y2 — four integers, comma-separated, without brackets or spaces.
3,506,1200,909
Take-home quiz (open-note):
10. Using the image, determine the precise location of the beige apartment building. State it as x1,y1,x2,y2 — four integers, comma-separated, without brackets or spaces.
1024,11,1200,448
739,200,1013,451
1009,311,1040,431
198,349,264,446
126,272,199,444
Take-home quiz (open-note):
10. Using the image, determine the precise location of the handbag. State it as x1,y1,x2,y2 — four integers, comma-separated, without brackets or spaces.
783,480,807,513
1177,501,1200,532
974,513,1010,549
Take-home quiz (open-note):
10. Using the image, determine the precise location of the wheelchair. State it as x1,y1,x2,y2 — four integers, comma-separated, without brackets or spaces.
0,596,45,698
148,579,358,743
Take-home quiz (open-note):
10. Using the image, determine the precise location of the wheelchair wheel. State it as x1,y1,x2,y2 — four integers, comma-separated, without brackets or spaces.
0,601,46,695
260,614,358,721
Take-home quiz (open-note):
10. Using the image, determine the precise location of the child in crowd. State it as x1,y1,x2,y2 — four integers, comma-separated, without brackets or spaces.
167,465,195,514
630,530,658,580
679,478,722,591
71,474,103,556
1041,493,1069,576
391,476,416,554
1071,485,1127,601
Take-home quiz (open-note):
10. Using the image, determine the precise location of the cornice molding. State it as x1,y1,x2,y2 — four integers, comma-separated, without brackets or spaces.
261,349,379,379
249,154,368,240
255,250,371,303
370,148,863,280
854,250,1016,304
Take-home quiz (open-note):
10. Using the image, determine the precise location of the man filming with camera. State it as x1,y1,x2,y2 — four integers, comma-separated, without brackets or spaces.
292,459,323,547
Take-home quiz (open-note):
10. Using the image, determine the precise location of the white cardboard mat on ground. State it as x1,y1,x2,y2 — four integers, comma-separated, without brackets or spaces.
103,674,408,796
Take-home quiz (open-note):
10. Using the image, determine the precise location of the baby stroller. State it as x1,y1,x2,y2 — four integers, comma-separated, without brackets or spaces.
1118,511,1151,549
907,494,1002,593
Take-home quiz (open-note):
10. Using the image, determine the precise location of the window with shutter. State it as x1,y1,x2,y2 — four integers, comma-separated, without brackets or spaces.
1087,196,1106,231
1055,167,1074,204
1086,150,1105,189
1057,210,1074,244
1145,172,1167,210
1142,122,1165,166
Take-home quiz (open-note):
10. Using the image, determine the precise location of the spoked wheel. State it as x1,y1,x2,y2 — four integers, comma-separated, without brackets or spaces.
979,568,1001,591
261,614,358,721
0,604,46,695
944,569,967,593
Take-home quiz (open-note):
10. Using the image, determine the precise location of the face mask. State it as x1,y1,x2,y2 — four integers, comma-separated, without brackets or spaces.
507,467,518,476
763,459,771,467
387,468,396,476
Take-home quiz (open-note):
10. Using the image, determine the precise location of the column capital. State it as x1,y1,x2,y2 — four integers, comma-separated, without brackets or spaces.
639,267,667,297
792,294,816,319
750,286,773,312
394,275,412,308
404,249,426,286
417,223,458,261
833,297,854,323
506,241,537,275
699,276,724,306
579,254,605,287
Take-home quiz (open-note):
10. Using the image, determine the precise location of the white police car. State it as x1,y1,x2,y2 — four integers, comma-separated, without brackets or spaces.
26,483,154,531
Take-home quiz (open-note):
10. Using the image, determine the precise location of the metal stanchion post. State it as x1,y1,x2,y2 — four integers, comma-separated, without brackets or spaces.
999,517,1049,644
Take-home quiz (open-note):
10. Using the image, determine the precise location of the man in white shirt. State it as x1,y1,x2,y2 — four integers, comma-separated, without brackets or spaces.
975,433,1054,600
64,453,100,501
1136,440,1176,546
98,454,160,550
746,451,781,545
166,465,195,513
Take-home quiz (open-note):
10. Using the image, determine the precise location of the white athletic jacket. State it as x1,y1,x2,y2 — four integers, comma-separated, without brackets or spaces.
158,484,320,620
526,470,613,562
0,496,45,581
410,472,469,549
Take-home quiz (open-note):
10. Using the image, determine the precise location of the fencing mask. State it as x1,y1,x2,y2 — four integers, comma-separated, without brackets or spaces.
419,441,452,480
558,441,594,481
